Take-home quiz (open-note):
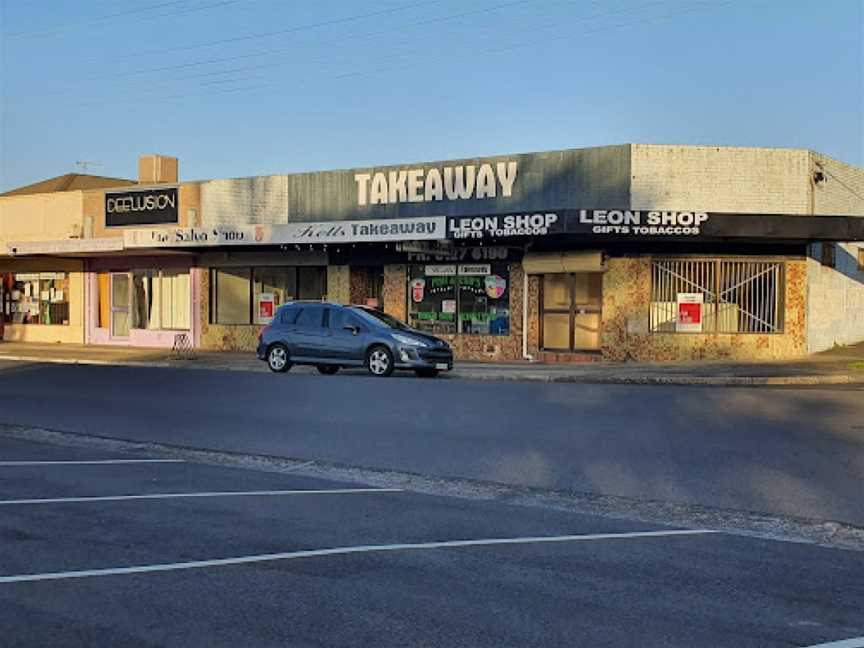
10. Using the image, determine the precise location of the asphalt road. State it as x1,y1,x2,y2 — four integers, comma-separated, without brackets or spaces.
0,362,862,527
1,436,863,648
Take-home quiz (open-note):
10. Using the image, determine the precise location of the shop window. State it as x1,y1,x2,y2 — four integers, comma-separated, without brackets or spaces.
212,268,252,325
108,270,192,331
253,267,296,325
407,263,510,336
299,267,327,300
210,266,327,325
650,259,784,334
161,271,191,330
0,272,70,325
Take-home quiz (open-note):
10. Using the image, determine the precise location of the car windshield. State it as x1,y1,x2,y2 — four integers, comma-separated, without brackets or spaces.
351,307,411,331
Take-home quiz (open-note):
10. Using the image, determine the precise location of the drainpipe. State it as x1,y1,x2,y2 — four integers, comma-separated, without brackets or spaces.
522,249,534,362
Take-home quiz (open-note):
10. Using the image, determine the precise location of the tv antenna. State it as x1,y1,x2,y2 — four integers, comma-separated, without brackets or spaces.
74,160,101,173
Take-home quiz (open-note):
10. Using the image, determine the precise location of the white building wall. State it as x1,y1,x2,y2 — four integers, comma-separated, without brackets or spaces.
200,175,288,227
630,144,864,355
630,144,811,213
806,152,864,352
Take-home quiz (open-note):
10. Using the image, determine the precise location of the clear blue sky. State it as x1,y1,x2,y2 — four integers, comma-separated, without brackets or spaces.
1,0,862,190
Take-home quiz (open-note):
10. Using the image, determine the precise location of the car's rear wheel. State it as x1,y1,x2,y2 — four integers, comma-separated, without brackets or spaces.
316,365,339,375
415,368,439,378
266,344,291,373
366,345,394,377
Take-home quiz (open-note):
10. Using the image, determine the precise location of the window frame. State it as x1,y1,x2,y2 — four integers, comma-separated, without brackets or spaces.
129,268,191,332
0,271,71,326
406,263,511,337
649,257,786,335
209,266,327,326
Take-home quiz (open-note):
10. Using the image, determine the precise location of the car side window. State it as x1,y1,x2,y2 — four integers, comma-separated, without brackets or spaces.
346,314,365,331
329,308,348,331
294,305,325,329
280,306,300,325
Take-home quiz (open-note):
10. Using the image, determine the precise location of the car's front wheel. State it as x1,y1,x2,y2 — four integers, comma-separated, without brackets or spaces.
316,365,339,375
366,345,394,377
266,344,291,373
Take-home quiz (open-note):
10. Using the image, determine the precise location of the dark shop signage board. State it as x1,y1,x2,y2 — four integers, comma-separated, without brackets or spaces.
329,243,522,266
106,187,179,227
446,210,864,242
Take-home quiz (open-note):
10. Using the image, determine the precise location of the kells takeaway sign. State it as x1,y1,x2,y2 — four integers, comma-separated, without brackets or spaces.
105,187,178,227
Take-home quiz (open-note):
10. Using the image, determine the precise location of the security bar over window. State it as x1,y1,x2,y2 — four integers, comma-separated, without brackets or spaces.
650,259,784,334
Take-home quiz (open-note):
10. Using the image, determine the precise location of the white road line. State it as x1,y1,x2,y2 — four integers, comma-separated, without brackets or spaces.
0,459,184,466
0,488,403,505
799,639,864,648
0,529,717,584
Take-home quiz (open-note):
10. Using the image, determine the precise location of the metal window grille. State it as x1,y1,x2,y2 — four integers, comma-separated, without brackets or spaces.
650,259,784,334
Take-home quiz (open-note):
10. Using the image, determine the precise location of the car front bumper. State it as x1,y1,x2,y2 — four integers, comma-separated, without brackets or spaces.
394,346,453,371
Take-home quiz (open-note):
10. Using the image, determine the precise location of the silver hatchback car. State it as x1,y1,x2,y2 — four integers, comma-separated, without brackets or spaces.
257,302,453,377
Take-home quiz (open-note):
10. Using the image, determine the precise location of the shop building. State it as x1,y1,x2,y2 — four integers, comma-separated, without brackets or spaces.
3,145,863,362
2,156,202,349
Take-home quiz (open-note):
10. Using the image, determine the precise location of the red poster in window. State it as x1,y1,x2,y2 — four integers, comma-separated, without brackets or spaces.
676,292,704,332
257,292,275,323
679,302,701,324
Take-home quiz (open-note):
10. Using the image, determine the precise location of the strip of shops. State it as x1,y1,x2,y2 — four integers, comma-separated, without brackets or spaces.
2,145,863,362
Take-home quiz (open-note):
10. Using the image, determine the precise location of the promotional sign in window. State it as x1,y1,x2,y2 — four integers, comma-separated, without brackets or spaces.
257,292,276,324
425,265,457,276
676,293,704,332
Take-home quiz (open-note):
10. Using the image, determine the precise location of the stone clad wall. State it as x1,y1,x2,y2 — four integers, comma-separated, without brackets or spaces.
326,265,350,304
600,256,807,362
198,269,260,351
382,265,408,322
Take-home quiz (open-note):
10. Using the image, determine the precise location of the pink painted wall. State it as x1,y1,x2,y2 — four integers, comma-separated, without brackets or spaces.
84,256,201,349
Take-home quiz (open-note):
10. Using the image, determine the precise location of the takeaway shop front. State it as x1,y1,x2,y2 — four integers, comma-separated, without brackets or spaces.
125,206,864,363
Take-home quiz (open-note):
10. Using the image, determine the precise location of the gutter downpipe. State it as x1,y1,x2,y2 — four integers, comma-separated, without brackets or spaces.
522,244,534,362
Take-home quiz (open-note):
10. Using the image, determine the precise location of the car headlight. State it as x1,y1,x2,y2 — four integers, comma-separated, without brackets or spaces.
392,333,428,348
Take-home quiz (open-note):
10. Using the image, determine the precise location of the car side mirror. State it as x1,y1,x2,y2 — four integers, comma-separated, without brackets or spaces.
343,325,360,335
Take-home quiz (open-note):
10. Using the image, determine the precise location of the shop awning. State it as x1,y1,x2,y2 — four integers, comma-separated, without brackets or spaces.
7,238,124,256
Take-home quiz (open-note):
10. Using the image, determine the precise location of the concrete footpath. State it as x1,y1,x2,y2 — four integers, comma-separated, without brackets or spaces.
0,340,863,386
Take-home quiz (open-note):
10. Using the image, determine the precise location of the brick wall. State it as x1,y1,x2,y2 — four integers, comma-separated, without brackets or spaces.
599,256,807,362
